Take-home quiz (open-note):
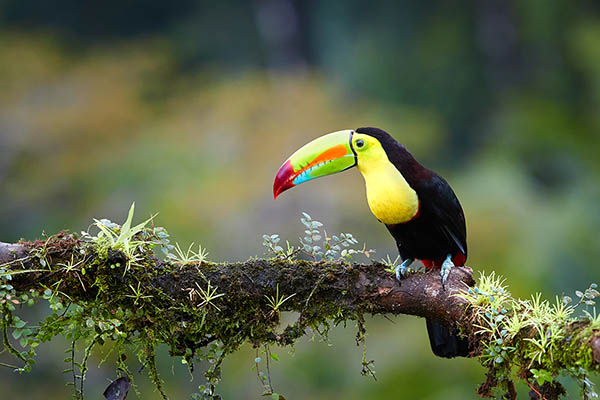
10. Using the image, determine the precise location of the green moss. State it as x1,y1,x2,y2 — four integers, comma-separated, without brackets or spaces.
458,272,600,398
2,209,599,399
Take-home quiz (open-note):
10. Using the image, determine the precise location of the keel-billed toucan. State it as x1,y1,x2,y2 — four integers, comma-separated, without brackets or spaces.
273,127,470,358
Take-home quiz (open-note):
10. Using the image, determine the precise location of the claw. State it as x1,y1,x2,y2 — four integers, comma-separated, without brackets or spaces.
395,258,414,281
441,254,454,287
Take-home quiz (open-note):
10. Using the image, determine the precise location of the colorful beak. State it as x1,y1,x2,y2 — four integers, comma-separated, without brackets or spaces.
273,130,357,199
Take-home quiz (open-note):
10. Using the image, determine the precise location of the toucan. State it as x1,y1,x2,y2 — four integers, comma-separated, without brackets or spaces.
273,127,470,358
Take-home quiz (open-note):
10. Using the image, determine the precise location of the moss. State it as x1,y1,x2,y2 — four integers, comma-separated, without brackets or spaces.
2,215,600,399
458,273,600,399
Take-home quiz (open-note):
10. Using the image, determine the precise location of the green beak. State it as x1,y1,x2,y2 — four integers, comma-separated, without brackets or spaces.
273,130,357,199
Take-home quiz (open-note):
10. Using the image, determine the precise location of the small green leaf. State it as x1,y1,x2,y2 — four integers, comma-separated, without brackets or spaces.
531,368,552,385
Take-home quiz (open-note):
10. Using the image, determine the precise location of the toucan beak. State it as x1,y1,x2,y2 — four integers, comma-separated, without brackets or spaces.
273,130,356,199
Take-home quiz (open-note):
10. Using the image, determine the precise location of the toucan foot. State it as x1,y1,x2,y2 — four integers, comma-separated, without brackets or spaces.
441,254,454,287
395,258,414,281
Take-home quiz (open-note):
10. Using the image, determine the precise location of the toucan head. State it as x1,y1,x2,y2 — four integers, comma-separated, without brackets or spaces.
273,127,398,199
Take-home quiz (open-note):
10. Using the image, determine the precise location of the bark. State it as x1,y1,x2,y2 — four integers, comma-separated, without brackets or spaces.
1,236,599,400
0,239,475,331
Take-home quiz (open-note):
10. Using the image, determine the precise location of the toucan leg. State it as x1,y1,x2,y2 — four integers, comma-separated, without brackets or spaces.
441,254,454,286
395,258,414,281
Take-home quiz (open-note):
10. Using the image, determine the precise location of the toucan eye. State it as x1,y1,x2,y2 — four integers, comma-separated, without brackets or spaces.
355,139,365,148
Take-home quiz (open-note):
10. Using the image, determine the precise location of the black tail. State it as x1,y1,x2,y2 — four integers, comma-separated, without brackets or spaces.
426,319,471,358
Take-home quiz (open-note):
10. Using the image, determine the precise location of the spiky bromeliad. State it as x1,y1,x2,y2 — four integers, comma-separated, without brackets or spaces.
273,127,470,358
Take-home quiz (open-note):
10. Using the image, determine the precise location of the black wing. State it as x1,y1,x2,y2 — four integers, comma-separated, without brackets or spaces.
415,173,467,258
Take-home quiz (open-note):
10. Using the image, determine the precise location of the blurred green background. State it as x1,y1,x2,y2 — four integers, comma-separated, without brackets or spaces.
1,0,600,398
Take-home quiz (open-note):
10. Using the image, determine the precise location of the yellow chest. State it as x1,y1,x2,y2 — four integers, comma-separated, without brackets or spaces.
358,162,419,224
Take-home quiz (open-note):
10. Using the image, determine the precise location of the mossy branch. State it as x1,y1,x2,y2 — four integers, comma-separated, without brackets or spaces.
0,232,599,399
0,236,474,342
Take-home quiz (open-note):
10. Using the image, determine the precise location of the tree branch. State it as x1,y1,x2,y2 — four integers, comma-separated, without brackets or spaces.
1,233,599,400
0,237,475,339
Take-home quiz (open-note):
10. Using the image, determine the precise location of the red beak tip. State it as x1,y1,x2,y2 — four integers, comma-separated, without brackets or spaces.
273,184,287,200
273,160,295,200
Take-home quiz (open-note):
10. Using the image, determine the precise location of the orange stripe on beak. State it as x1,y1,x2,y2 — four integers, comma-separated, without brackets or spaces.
293,144,350,176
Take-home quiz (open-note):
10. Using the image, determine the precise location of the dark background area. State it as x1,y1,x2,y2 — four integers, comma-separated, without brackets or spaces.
1,1,599,398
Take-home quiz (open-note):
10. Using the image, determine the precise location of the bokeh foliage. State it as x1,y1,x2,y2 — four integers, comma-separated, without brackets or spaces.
1,1,599,398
